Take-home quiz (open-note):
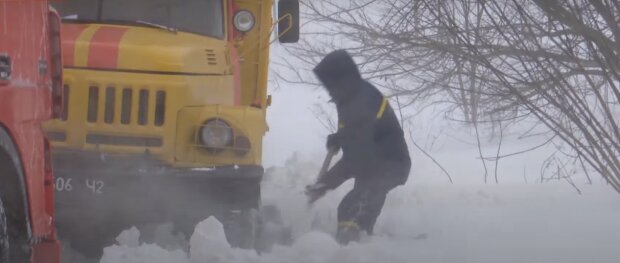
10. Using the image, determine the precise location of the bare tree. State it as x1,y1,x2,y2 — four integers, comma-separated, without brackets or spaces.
277,0,620,191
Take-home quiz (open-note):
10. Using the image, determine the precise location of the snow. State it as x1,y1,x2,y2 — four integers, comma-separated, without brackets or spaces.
100,243,187,263
115,227,140,248
89,50,620,262
92,157,620,263
98,226,187,263
78,93,620,263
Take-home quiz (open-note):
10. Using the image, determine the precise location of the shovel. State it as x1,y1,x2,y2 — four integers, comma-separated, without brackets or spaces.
305,148,338,204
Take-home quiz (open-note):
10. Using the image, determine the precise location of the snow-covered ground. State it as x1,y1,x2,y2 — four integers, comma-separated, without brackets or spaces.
51,93,620,263
91,153,620,263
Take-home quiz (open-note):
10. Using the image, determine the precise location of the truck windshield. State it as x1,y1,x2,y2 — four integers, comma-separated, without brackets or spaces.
52,0,225,39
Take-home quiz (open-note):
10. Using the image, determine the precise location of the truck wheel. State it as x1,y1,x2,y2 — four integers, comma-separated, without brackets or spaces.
0,128,31,263
255,205,293,252
217,209,258,250
0,197,8,263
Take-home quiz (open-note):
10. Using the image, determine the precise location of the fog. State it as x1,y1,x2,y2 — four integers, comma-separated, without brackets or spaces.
87,99,620,262
86,27,620,263
94,150,620,263
59,0,620,261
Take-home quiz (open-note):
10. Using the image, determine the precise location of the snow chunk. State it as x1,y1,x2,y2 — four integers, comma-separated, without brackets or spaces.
116,227,140,248
189,217,258,263
189,217,231,263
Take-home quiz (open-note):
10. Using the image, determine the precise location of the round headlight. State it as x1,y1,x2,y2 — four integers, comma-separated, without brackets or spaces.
233,10,255,32
200,119,233,148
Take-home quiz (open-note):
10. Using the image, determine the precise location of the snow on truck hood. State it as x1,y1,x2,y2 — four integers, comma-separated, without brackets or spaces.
60,23,229,75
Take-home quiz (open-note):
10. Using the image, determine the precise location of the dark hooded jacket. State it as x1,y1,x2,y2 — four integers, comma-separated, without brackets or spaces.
313,50,411,189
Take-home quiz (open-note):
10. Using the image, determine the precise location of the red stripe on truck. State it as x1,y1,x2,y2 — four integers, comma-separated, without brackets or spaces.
60,24,88,66
87,27,128,69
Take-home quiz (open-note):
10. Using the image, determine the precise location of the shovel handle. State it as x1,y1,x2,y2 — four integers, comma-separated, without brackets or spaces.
306,148,338,206
316,148,338,183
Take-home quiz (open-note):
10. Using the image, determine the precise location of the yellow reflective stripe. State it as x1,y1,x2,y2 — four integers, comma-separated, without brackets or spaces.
376,97,388,119
338,221,360,230
339,98,387,129
73,25,101,67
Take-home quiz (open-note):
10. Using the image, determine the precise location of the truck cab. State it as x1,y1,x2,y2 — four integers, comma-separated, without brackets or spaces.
0,0,62,262
43,0,299,257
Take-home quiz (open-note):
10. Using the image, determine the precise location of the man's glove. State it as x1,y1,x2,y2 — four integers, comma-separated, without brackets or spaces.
326,133,340,152
305,183,329,204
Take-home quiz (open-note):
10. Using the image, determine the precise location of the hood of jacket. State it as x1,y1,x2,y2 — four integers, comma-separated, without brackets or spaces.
313,50,363,104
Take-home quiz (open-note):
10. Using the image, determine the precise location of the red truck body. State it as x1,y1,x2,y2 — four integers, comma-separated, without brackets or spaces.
0,0,62,262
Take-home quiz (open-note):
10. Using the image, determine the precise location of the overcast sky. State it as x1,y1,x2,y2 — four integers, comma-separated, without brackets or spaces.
259,20,599,186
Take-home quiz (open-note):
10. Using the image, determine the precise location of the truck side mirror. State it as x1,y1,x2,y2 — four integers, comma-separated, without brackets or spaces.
277,0,299,43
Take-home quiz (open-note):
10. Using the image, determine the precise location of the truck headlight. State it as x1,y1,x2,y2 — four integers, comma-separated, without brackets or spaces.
233,10,255,32
199,119,233,149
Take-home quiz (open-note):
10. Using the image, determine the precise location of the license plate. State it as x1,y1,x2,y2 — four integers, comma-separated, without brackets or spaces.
54,177,105,195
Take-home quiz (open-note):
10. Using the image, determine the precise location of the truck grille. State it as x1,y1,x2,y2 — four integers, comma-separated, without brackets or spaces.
80,84,166,127
53,83,168,147
104,87,115,124
154,91,166,126
138,89,149,125
87,86,99,123
121,88,132,124
85,133,162,147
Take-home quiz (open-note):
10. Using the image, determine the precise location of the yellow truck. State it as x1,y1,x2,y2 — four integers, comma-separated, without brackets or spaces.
43,0,299,256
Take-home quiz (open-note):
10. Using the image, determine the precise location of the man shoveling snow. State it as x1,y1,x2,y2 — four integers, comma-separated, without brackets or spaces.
305,50,411,245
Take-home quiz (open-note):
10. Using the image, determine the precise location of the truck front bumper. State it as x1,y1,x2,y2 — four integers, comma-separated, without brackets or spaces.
52,150,263,231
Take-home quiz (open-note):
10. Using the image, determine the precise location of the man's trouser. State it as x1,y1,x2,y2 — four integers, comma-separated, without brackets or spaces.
337,178,394,238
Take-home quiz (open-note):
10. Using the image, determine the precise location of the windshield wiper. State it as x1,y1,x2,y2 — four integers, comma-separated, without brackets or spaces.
134,20,177,34
59,18,179,34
